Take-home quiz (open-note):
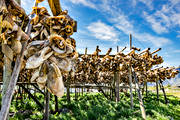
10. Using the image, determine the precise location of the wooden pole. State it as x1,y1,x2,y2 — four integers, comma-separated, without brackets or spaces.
159,79,168,104
1,43,13,120
43,88,50,120
156,80,159,101
115,72,120,102
129,34,134,109
115,46,120,102
54,95,58,113
2,56,12,104
146,82,148,97
128,65,134,109
0,1,37,119
130,34,132,50
67,73,71,102
133,71,146,119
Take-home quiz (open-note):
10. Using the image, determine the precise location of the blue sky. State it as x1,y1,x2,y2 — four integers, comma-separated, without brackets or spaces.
21,0,180,67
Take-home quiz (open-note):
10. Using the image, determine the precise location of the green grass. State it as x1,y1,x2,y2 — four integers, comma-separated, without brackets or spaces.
0,92,179,120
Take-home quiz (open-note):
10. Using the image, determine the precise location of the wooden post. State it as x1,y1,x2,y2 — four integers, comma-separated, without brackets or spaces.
115,46,120,102
75,87,77,100
128,65,134,109
67,74,71,102
54,95,58,113
133,71,146,119
146,82,148,97
0,1,38,119
156,80,159,101
115,72,120,102
43,88,50,120
130,34,132,50
129,34,134,109
159,79,168,104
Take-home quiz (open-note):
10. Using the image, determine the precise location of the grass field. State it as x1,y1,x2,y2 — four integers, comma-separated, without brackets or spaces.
148,86,180,98
0,91,179,120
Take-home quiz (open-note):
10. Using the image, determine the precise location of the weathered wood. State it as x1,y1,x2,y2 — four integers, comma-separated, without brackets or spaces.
156,80,159,101
0,1,36,119
20,84,44,109
32,84,45,95
129,34,134,109
54,95,58,113
66,74,71,102
128,65,134,109
145,82,148,97
92,73,109,99
2,56,12,99
159,79,168,104
43,88,50,120
115,72,120,102
133,71,146,119
2,55,12,120
75,87,77,100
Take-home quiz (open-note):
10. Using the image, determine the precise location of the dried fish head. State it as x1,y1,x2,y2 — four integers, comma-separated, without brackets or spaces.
26,46,53,69
48,62,64,97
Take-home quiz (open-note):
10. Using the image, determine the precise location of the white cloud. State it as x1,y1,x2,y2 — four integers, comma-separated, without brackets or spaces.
174,49,180,53
111,14,171,47
68,0,96,9
143,12,168,34
131,0,153,10
87,21,119,42
134,33,170,47
143,1,180,34
138,0,153,10
69,0,172,47
177,31,180,38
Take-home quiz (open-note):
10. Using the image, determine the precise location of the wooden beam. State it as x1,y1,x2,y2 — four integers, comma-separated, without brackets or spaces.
20,84,44,109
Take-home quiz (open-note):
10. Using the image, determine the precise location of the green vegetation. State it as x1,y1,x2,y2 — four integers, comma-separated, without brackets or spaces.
0,92,179,120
